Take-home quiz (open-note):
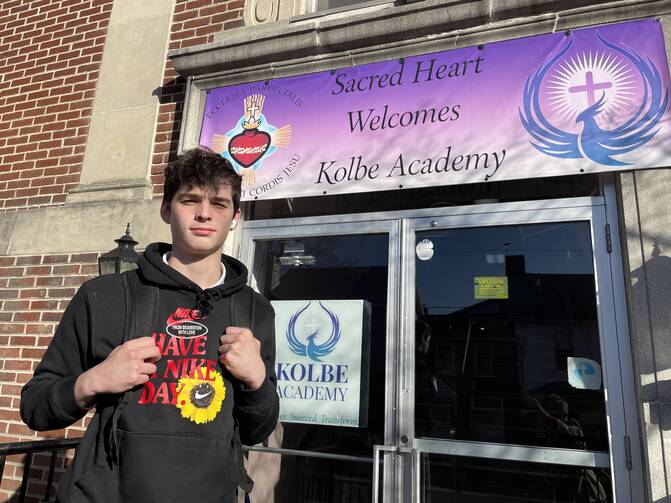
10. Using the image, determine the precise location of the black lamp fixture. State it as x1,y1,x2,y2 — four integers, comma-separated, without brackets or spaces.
98,223,140,275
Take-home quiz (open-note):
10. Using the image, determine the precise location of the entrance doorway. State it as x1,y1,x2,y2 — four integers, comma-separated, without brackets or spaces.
240,197,638,502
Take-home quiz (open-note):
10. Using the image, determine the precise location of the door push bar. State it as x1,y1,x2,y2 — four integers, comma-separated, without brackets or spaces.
372,444,420,503
372,444,396,503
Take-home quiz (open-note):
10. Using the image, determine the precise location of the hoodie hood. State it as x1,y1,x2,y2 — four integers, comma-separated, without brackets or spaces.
138,242,248,318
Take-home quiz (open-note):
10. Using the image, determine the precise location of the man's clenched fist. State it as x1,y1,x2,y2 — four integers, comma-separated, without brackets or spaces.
218,327,266,391
74,337,161,408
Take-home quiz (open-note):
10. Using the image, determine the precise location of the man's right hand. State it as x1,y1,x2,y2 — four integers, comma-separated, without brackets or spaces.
74,337,161,408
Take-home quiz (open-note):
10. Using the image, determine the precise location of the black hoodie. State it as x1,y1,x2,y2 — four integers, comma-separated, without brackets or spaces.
20,243,279,503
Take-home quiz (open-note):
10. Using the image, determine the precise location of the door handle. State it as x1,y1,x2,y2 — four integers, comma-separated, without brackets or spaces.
372,444,397,503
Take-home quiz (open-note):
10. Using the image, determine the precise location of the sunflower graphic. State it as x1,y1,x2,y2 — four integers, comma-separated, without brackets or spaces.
175,367,226,424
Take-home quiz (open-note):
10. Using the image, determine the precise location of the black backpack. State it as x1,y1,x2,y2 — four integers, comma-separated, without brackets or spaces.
109,271,254,495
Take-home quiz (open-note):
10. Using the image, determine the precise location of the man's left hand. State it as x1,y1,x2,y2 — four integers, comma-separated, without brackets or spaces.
218,327,266,390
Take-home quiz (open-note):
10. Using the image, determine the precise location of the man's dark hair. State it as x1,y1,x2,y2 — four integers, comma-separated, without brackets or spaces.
163,148,242,212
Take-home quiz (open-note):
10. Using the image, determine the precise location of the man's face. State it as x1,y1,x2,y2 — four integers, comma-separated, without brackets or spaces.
161,184,240,260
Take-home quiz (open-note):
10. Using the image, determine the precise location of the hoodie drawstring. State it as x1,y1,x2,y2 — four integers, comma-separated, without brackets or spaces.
193,289,224,319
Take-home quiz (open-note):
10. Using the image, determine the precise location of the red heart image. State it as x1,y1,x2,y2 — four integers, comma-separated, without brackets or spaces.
228,129,271,168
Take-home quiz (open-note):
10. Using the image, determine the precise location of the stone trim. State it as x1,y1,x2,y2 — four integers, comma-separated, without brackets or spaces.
170,0,671,77
70,0,175,203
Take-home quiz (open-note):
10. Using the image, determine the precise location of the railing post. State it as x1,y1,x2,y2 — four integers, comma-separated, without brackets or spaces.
19,452,33,503
44,450,58,503
0,454,5,489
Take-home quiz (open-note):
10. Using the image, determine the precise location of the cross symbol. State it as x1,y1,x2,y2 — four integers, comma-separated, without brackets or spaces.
305,318,320,331
247,103,260,118
568,71,612,106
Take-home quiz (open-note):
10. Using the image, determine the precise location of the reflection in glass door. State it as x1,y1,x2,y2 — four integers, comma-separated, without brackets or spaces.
410,219,616,502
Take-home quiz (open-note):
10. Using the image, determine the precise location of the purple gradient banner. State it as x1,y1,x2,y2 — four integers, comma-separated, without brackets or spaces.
199,19,671,201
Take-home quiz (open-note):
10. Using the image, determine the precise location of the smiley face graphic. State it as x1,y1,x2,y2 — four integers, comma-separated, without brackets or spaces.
176,367,226,424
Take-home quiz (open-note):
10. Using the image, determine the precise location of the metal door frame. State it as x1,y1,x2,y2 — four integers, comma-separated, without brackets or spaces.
238,191,642,503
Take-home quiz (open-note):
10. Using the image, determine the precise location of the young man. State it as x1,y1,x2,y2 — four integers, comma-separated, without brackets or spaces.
21,148,279,503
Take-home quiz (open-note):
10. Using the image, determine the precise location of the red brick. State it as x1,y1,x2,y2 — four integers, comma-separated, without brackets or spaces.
0,267,23,277
0,257,16,266
0,324,24,334
21,348,45,359
15,187,40,197
42,255,68,264
5,181,29,191
30,299,59,309
70,252,98,262
39,185,65,195
7,277,35,288
30,176,55,187
3,300,29,310
25,324,52,334
12,304,41,320
63,275,90,286
35,276,63,287
185,0,213,9
47,287,76,297
7,423,34,436
0,347,20,358
183,17,211,29
8,335,34,345
196,24,223,37
41,312,64,322
223,19,244,30
5,198,27,208
28,195,52,206
15,256,41,266
0,371,17,382
19,289,47,298
44,166,70,176
37,335,54,346
51,264,79,274
80,264,99,275
4,359,32,371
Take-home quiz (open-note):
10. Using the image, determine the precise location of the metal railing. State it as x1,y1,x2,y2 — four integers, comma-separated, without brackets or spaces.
0,438,80,503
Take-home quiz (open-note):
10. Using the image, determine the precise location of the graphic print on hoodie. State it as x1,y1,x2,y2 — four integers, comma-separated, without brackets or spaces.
139,305,226,424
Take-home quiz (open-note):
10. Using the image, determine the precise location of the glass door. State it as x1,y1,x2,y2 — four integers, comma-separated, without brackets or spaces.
401,202,633,503
239,197,637,503
240,220,401,502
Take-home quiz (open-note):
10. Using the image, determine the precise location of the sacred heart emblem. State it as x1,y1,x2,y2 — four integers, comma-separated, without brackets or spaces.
228,129,271,168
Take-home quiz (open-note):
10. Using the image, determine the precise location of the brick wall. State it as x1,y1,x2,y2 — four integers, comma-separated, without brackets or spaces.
0,0,113,211
0,1,244,499
151,0,244,197
0,252,100,502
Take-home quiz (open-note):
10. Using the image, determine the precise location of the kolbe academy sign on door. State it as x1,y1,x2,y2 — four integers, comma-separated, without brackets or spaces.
271,300,370,427
199,19,670,201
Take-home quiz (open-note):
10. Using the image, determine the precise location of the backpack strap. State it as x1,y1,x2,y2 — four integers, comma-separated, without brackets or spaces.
231,287,255,495
125,272,159,344
109,272,159,464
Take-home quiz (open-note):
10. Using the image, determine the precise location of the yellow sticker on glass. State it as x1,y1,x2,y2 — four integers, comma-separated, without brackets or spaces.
474,276,509,299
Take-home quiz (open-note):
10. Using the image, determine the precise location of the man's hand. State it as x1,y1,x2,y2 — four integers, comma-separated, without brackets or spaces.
218,327,266,391
74,337,161,408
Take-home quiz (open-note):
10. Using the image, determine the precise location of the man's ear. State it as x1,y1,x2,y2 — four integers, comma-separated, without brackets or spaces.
160,201,171,224
230,208,241,229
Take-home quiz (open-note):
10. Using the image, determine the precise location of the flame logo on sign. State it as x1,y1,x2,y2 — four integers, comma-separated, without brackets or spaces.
286,302,341,362
519,32,669,166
